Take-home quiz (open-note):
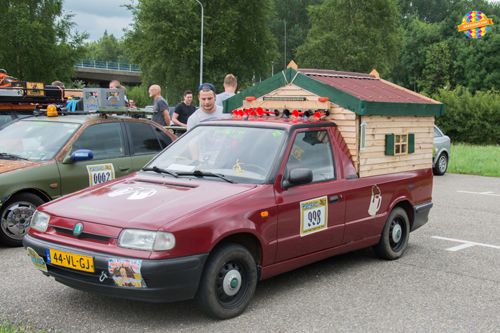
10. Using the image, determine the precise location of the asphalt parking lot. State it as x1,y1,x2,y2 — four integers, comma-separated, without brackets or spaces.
1,173,499,332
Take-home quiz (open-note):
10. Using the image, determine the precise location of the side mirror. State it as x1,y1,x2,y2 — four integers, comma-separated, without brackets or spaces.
62,149,93,164
282,168,313,189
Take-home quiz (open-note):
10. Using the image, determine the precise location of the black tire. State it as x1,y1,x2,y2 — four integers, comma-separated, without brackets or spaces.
373,207,410,260
0,193,45,247
433,153,448,176
195,242,257,319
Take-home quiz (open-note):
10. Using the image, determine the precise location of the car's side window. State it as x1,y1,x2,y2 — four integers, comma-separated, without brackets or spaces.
0,111,12,127
127,122,162,154
285,130,335,182
154,127,174,149
73,122,125,160
434,127,442,138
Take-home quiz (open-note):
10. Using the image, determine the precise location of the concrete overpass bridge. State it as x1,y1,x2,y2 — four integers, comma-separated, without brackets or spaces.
74,59,142,87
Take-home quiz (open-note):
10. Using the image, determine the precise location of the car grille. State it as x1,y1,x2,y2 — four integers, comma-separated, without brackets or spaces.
52,226,111,243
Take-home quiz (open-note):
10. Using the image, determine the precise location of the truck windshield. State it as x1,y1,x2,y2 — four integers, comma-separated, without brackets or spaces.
148,125,286,184
0,120,80,161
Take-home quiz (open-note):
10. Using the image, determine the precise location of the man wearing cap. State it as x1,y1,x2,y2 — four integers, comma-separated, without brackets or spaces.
187,83,231,131
149,84,171,126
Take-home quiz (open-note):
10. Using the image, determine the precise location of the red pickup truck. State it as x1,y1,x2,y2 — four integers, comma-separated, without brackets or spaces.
24,118,433,319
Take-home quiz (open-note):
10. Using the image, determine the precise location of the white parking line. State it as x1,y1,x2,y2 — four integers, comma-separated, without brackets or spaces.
432,236,500,251
457,190,500,197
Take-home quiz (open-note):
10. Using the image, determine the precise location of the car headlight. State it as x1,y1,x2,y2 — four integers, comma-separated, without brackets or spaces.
118,229,175,251
31,211,51,232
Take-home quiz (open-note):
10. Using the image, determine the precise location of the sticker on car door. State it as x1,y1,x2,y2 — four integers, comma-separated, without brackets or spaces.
87,163,115,186
300,196,328,236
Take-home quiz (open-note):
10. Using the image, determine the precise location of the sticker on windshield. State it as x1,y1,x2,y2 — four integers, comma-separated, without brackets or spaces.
291,144,305,161
108,259,147,288
87,164,115,186
214,129,246,135
300,196,328,236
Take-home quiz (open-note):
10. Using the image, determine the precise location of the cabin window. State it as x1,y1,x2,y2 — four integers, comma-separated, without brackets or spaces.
385,133,415,155
360,121,366,151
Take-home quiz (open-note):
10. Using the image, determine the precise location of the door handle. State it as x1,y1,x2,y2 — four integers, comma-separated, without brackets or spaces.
329,195,339,204
118,166,130,171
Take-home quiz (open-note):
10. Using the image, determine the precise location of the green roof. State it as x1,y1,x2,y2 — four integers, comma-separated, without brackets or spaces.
223,68,444,116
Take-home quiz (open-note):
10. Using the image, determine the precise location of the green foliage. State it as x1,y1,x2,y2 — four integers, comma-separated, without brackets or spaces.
390,0,500,93
268,0,324,71
448,143,500,177
127,84,155,108
296,0,403,75
418,41,452,95
125,0,278,103
0,0,87,83
433,86,500,145
82,31,131,63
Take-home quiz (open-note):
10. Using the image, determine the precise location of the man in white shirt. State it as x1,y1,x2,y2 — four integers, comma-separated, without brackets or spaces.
187,83,231,131
215,74,237,106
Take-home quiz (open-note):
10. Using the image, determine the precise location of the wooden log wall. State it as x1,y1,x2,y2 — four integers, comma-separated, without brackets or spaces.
358,115,434,177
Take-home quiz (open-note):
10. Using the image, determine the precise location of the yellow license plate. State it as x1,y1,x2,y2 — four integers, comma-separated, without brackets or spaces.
46,248,94,273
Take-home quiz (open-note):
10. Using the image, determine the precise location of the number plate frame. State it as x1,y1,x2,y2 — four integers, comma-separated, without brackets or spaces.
300,196,328,236
86,163,115,186
45,248,95,273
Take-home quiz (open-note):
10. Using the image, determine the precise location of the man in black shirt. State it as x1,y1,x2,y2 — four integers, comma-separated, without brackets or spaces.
172,90,196,134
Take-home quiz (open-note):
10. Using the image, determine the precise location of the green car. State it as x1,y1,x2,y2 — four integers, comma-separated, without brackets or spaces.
0,113,176,246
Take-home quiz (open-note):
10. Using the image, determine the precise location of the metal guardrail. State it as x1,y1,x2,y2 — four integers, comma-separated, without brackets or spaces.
75,59,140,72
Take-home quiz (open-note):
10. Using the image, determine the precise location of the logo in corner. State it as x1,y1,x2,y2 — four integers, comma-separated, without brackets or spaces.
73,222,84,237
458,11,494,39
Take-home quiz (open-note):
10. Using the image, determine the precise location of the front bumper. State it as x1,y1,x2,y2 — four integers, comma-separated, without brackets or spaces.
23,234,208,303
411,201,433,232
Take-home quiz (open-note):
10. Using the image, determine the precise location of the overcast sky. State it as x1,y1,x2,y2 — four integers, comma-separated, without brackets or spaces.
63,0,134,41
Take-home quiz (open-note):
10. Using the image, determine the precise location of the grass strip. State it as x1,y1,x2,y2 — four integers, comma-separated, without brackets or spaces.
448,143,500,177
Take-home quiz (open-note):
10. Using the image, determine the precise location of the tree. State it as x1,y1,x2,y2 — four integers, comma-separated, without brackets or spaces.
296,0,403,75
0,0,87,83
82,31,131,63
418,41,452,95
125,0,278,103
268,0,324,71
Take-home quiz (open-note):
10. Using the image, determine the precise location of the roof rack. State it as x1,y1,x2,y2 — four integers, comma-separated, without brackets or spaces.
0,83,66,104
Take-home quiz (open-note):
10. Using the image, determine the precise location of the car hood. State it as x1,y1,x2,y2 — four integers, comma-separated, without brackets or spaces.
0,159,54,174
42,173,257,230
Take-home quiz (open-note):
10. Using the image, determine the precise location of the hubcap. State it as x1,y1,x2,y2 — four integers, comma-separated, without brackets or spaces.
215,260,249,308
439,156,447,172
1,202,37,240
392,224,402,243
223,270,242,296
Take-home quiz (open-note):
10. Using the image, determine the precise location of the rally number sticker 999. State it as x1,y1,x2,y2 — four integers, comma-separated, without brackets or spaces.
300,196,328,236
87,164,115,186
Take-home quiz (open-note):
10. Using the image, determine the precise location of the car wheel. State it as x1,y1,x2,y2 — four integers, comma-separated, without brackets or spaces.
433,153,448,176
195,242,258,319
373,207,410,260
0,193,45,247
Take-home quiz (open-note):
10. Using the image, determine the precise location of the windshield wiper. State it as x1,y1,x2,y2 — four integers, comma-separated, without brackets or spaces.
142,166,179,178
0,153,29,161
177,170,234,183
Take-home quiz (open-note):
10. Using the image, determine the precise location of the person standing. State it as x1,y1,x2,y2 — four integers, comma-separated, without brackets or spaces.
129,99,137,108
187,83,231,131
172,90,196,134
149,84,171,126
214,74,237,106
109,80,129,105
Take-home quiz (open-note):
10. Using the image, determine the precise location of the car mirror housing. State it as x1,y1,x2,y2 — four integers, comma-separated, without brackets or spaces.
66,149,94,163
282,168,313,189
